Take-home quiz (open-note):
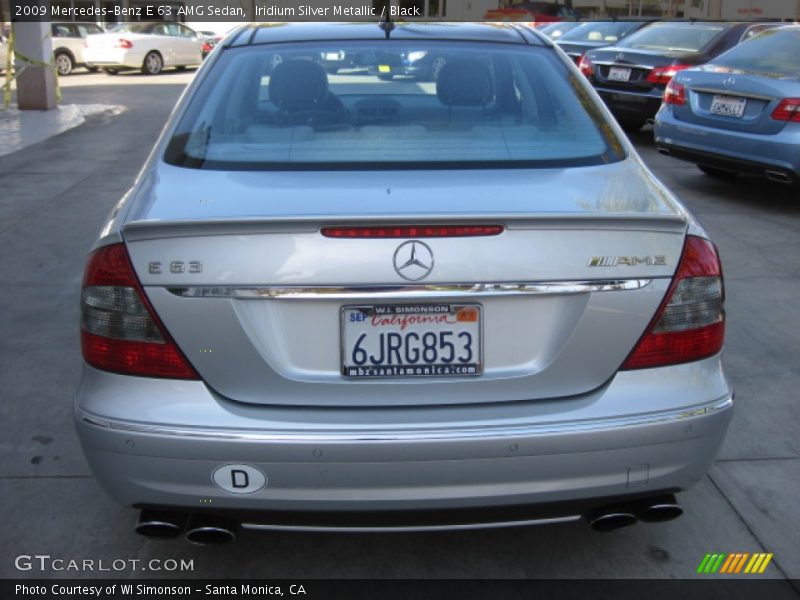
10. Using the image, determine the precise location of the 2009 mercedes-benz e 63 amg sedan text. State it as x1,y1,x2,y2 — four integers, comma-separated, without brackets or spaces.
75,22,732,544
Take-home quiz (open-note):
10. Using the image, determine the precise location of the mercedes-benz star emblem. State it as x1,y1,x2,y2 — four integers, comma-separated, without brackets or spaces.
723,75,736,88
393,240,434,281
616,53,625,62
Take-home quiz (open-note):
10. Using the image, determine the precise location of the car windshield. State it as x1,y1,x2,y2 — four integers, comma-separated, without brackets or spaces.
619,22,727,52
165,41,623,170
713,28,800,77
559,21,644,43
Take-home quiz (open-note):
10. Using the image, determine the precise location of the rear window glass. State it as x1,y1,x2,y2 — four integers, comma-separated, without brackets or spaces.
619,22,726,53
559,21,644,43
164,41,624,170
713,28,800,77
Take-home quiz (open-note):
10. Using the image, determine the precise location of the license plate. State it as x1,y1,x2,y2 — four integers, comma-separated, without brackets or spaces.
378,64,391,73
710,95,746,118
608,67,632,82
341,304,482,379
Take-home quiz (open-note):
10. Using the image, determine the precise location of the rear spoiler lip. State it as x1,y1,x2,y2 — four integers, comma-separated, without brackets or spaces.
122,213,688,242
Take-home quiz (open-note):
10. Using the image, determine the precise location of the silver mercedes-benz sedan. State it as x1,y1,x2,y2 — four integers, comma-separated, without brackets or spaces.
75,22,732,544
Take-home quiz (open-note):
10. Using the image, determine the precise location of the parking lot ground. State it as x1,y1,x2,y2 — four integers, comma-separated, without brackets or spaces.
0,73,798,583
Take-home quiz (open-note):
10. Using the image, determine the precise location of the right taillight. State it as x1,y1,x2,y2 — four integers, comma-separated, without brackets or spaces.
771,98,800,122
578,54,594,78
114,38,133,49
621,236,725,370
664,79,686,106
80,243,198,379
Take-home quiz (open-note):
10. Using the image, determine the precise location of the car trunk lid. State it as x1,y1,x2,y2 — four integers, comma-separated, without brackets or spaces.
121,160,687,407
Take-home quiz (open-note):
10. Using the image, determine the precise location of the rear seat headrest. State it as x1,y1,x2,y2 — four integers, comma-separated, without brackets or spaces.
269,60,330,111
436,59,494,107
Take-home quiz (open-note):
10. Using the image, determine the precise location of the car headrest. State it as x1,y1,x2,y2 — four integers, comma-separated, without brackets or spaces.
269,60,330,111
436,59,494,107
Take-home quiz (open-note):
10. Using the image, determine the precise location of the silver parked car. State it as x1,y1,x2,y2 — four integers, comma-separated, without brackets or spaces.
75,22,732,544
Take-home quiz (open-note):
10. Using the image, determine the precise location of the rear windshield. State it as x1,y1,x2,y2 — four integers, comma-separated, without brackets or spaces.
164,41,624,170
559,21,644,44
713,28,800,77
619,22,726,53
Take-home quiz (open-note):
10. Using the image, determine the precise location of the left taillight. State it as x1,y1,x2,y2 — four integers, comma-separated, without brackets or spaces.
664,79,687,105
578,54,594,78
80,243,199,379
647,64,691,85
114,38,133,49
621,235,725,370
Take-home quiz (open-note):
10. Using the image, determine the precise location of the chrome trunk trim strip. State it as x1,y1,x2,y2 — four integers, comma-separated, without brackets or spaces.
164,279,654,300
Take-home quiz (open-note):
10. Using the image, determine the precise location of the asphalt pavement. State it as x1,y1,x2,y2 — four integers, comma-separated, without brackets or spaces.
0,70,798,584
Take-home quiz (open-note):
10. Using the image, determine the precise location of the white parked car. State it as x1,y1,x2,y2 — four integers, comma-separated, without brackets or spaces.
83,22,204,75
52,22,105,75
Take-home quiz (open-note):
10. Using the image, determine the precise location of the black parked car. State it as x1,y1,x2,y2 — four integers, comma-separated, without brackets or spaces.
580,21,783,131
557,20,650,65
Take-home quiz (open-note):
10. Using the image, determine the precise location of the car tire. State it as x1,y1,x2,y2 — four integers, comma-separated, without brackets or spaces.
618,119,646,133
698,165,736,179
102,68,119,75
55,52,74,76
142,51,163,75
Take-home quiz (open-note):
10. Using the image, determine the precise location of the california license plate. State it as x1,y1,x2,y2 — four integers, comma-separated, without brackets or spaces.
710,95,746,118
341,304,482,379
608,67,632,82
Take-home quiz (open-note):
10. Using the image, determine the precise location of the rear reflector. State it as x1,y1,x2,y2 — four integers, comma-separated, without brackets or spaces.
80,244,198,379
621,236,724,370
321,225,504,238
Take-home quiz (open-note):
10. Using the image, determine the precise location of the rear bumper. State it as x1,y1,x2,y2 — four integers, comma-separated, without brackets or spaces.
596,86,664,122
74,357,733,525
655,109,800,180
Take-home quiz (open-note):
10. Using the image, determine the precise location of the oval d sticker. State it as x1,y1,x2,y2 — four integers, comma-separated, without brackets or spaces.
212,464,267,495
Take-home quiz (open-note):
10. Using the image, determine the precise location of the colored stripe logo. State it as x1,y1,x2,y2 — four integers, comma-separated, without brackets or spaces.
697,553,773,574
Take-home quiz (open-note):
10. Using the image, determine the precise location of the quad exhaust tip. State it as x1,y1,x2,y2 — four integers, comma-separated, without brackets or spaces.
635,495,684,523
764,170,793,184
135,510,187,539
586,509,638,532
185,515,238,546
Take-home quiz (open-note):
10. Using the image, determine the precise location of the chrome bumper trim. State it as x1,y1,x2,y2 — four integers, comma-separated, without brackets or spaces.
240,515,581,533
77,395,733,444
164,279,653,300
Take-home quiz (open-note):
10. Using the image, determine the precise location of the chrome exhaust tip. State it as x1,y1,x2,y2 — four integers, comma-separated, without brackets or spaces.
185,515,238,546
765,170,793,184
135,510,187,539
635,495,684,523
586,508,638,532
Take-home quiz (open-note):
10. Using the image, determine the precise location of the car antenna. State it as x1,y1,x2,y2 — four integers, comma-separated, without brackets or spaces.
379,9,395,39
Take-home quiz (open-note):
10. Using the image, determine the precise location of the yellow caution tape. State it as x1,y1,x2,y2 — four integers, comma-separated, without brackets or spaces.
3,27,61,109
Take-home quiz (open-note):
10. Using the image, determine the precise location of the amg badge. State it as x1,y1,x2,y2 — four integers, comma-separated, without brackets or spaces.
589,256,667,267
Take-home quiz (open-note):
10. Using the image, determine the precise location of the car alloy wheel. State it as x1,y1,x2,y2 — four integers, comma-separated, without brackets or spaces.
143,51,163,75
55,52,73,76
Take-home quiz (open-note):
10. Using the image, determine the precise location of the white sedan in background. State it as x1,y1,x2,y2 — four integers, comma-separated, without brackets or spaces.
84,22,204,75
